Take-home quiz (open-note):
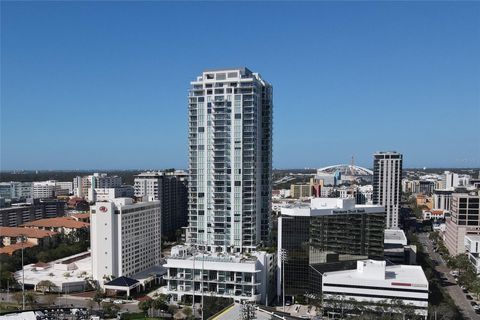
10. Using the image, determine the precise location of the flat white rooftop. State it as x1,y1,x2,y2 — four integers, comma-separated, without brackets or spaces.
384,229,408,245
281,198,384,217
323,260,428,288
15,251,92,290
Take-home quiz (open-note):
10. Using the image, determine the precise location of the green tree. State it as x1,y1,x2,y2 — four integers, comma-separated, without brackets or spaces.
152,296,168,311
138,300,152,317
93,289,104,308
36,280,57,294
471,279,480,300
25,291,38,308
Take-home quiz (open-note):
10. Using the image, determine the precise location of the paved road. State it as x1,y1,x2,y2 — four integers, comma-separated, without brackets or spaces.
0,292,139,312
418,233,480,319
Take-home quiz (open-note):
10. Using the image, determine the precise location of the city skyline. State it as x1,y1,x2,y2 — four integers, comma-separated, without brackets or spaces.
1,2,479,170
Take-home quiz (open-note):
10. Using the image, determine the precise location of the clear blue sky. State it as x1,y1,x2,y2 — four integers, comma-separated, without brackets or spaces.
1,1,479,170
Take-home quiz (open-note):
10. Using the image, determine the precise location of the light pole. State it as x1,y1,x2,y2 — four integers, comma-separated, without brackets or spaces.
280,249,287,313
20,235,26,310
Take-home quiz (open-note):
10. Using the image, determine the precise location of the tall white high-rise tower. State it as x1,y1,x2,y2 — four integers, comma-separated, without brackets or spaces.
187,68,273,253
373,151,403,229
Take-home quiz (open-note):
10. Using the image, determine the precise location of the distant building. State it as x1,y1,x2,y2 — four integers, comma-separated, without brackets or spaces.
444,193,480,255
290,184,312,199
422,209,445,220
32,181,57,199
93,186,134,202
22,216,89,235
322,260,428,318
0,182,33,201
134,170,188,238
73,173,123,201
419,180,435,195
444,171,471,189
433,189,454,211
278,198,385,300
0,226,57,247
90,198,161,288
0,199,65,227
373,151,402,229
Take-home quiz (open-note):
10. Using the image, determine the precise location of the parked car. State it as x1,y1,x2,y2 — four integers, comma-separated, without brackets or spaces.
113,300,125,304
470,301,477,306
466,294,473,300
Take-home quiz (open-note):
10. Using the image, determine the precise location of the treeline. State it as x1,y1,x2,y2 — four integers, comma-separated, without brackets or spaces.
0,171,141,185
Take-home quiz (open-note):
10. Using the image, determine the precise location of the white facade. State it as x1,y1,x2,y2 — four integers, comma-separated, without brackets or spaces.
163,245,275,304
32,181,57,199
322,260,428,318
464,235,480,273
73,173,122,201
188,67,273,252
90,198,161,286
432,189,453,211
92,186,134,202
444,171,471,189
56,181,73,194
373,151,402,229
279,198,385,218
0,182,33,201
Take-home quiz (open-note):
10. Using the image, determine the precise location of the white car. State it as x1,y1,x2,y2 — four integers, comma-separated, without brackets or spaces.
102,298,112,303
113,300,125,304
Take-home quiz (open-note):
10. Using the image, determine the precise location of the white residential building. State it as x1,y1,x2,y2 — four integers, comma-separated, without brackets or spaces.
373,151,403,229
90,198,161,287
0,182,33,201
93,186,134,202
32,181,57,199
134,170,188,237
464,235,480,273
56,181,73,194
444,171,471,189
73,173,122,201
187,67,273,253
322,260,429,318
163,245,275,305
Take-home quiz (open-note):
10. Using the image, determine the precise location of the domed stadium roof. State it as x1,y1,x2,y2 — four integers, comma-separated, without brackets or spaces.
317,164,373,176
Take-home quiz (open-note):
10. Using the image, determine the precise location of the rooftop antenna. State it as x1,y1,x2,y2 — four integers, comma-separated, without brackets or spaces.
350,155,355,175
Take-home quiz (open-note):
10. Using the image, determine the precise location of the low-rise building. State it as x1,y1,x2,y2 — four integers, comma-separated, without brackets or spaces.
22,217,89,235
0,199,65,227
163,245,275,305
422,209,446,220
14,251,92,292
322,260,428,318
0,226,57,247
384,229,416,265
